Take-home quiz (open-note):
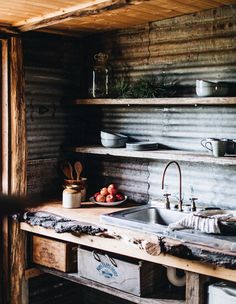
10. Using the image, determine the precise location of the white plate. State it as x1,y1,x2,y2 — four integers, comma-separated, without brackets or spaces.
89,195,127,206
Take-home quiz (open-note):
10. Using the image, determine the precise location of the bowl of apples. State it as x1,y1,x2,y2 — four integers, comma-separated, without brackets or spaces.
90,184,127,206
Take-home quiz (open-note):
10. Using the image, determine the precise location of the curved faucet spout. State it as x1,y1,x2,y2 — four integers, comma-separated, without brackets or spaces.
161,161,183,211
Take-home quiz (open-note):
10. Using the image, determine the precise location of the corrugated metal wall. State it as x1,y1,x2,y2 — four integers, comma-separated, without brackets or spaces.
85,4,236,96
24,33,85,199
81,4,236,209
25,5,236,303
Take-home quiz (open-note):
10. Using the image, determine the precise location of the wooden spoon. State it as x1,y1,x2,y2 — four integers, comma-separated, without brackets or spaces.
60,160,74,180
74,161,83,180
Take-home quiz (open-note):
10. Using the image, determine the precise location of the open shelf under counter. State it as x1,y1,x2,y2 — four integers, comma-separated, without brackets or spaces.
34,266,184,304
70,97,236,106
65,146,236,165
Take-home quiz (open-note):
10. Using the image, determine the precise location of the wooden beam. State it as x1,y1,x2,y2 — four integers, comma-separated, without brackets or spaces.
10,37,27,196
185,272,208,304
0,25,19,37
13,0,148,32
72,97,236,106
25,268,44,280
9,37,28,304
1,38,10,304
1,39,10,195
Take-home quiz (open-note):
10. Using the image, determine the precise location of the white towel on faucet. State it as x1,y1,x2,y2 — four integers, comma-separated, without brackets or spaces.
168,212,233,234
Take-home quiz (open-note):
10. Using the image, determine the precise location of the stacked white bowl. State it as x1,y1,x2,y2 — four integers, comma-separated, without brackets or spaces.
100,131,128,148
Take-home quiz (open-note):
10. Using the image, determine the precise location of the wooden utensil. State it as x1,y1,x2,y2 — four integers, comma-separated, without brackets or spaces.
74,161,83,180
60,160,74,180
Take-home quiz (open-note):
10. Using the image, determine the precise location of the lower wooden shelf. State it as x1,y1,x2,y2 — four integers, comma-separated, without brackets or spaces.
34,265,185,304
65,145,236,165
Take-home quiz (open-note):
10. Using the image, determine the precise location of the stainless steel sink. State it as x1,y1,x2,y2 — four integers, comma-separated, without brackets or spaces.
122,206,185,225
100,205,236,253
100,205,186,234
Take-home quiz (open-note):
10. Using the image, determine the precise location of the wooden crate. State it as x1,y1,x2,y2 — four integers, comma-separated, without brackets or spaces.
32,235,77,272
78,246,161,296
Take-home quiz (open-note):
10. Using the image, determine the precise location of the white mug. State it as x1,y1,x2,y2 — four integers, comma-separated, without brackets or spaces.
202,139,226,157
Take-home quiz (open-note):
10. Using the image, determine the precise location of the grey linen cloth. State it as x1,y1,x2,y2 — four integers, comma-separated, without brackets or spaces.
23,211,106,235
168,211,234,234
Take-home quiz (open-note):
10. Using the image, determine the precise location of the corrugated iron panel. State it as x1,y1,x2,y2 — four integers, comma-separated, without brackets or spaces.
75,154,149,204
148,160,236,209
79,103,236,207
86,5,236,95
25,66,85,160
24,34,85,201
27,159,62,199
81,105,236,151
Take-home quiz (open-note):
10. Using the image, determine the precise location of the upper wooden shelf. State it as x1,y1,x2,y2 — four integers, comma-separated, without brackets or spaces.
65,146,236,165
71,97,236,106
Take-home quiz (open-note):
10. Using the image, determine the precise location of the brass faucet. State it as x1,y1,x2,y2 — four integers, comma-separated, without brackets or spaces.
161,161,183,211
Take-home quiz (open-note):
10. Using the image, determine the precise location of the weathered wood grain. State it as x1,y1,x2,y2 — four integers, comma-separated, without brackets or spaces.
78,246,157,296
14,0,149,32
9,37,28,304
32,235,77,272
24,267,44,280
1,38,9,304
0,26,19,36
1,0,234,35
73,97,236,106
65,146,236,166
185,272,207,304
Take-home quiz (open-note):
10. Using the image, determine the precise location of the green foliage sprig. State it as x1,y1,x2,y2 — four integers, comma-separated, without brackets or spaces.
111,74,177,98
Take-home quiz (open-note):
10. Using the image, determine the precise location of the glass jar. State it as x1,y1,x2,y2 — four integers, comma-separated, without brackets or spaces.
62,185,81,208
90,53,109,98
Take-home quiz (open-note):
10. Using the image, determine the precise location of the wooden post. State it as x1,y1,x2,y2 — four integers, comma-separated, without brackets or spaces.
185,271,207,304
0,38,10,304
9,36,28,304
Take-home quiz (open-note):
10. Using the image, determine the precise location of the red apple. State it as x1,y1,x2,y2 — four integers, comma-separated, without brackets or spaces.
107,184,118,195
93,192,100,199
96,194,106,202
115,193,125,201
100,187,108,196
106,194,115,203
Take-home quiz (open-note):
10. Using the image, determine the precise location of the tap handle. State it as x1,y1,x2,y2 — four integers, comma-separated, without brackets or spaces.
163,193,171,209
189,197,198,212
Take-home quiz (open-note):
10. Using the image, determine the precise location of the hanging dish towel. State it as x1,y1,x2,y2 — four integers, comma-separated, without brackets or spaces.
168,212,234,234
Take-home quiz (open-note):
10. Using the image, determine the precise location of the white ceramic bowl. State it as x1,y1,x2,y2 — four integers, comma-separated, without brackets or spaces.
101,131,128,140
101,137,127,148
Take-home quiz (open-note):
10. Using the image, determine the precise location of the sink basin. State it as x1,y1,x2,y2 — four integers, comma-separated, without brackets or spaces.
101,205,186,234
121,206,185,225
101,205,236,252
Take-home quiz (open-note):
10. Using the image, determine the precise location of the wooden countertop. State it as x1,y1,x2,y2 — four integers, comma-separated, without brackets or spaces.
21,200,236,282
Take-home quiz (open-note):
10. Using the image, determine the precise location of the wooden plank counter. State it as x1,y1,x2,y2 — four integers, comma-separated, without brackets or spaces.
21,201,236,282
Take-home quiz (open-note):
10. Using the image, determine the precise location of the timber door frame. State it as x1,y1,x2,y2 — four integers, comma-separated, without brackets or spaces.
0,36,27,304
1,37,10,304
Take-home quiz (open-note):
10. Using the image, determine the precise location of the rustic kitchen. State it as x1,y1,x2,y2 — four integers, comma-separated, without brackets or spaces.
1,1,236,303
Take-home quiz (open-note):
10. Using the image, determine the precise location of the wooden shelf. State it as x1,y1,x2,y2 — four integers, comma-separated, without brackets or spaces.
36,266,184,304
65,146,236,165
71,97,236,106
